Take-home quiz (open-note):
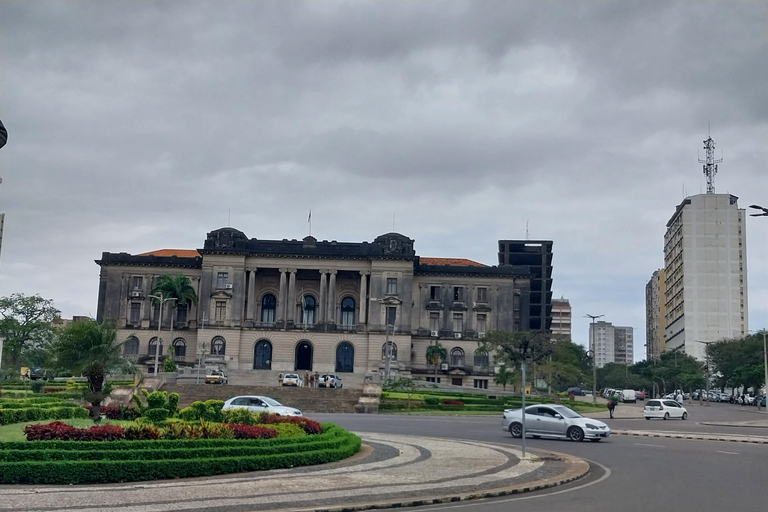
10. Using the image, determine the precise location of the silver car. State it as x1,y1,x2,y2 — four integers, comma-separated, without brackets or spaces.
222,395,303,416
501,404,611,442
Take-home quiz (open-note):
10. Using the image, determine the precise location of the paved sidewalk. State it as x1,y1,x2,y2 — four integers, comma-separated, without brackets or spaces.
0,433,590,512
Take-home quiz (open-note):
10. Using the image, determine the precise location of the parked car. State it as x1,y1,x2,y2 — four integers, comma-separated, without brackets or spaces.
635,390,645,401
644,399,688,420
501,404,611,442
621,389,637,403
29,367,53,381
204,369,228,385
222,395,302,416
318,374,343,388
281,373,303,387
566,387,584,397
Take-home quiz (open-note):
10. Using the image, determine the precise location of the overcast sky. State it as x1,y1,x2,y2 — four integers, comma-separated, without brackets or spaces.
1,1,765,362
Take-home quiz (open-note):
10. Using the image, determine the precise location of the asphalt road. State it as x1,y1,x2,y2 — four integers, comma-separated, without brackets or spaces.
311,405,768,512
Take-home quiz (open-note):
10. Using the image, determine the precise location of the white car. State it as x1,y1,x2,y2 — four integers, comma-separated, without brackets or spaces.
222,395,302,416
281,373,303,387
319,374,343,388
644,399,688,420
501,404,611,442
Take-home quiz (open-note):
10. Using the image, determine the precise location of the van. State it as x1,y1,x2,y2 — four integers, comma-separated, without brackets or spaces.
622,389,637,403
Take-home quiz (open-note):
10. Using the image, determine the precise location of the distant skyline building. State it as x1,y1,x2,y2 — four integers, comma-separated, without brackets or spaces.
663,190,748,361
589,320,633,368
550,297,571,339
645,268,666,361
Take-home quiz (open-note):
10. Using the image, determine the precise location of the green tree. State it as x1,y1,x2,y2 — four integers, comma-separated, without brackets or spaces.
387,376,418,414
425,342,447,380
51,318,138,420
493,364,515,391
150,274,199,327
708,333,765,393
480,330,554,368
0,294,60,368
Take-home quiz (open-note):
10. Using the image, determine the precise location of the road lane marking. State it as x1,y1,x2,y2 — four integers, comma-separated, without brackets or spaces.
716,450,739,455
635,443,665,448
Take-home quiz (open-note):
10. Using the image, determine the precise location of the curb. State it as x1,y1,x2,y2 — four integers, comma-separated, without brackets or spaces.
613,430,768,444
295,451,590,512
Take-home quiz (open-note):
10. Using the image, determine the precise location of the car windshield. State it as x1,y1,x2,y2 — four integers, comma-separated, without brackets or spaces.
551,406,582,418
262,397,282,406
285,374,298,379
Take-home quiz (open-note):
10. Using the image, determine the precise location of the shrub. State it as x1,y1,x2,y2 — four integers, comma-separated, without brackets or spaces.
123,424,161,440
166,393,179,415
143,408,169,423
162,358,177,373
259,423,305,438
43,387,67,393
222,408,258,425
30,381,45,394
441,400,464,406
423,396,440,406
257,414,322,435
230,424,277,439
144,390,167,409
24,421,125,441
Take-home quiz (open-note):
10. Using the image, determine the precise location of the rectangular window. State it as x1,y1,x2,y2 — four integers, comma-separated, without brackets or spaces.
386,306,397,328
453,313,463,333
217,272,228,289
214,301,226,321
451,377,463,386
429,286,441,301
476,314,487,334
176,304,187,323
386,278,398,295
132,276,143,290
473,379,488,389
129,303,141,323
453,287,463,301
153,304,160,322
429,312,440,332
476,287,487,302
426,377,441,384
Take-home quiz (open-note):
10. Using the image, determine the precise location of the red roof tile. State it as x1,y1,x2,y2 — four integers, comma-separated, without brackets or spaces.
138,249,201,258
420,257,487,267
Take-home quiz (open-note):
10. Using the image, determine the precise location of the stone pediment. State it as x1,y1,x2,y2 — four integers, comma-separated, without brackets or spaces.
211,290,232,299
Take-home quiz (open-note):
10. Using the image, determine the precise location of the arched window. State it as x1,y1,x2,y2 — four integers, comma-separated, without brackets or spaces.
253,340,272,370
148,337,162,356
474,349,489,368
124,336,139,355
261,294,276,323
382,341,397,361
450,347,465,367
172,338,186,357
302,296,316,325
340,297,355,325
336,342,354,373
210,336,226,356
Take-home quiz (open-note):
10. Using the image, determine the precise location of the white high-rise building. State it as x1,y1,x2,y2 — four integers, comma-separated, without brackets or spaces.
663,193,748,361
589,320,633,368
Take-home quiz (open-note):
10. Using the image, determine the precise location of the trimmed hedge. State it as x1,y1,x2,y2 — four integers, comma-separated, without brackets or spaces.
0,406,89,425
0,423,361,484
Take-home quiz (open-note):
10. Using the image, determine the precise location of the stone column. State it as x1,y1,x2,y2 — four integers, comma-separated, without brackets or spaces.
327,270,337,324
318,270,328,324
359,271,368,324
246,269,256,322
287,269,297,323
278,268,287,323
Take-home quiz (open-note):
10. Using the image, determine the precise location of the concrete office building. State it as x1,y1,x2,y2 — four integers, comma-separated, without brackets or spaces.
663,193,748,361
497,240,553,331
96,228,537,389
550,297,572,339
589,320,633,368
645,268,666,361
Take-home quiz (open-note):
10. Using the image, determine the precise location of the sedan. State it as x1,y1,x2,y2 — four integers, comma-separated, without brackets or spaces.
501,404,611,442
222,395,302,416
644,399,688,420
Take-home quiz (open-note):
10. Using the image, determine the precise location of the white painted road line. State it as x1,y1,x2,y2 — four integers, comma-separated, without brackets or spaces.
635,443,665,448
716,451,740,455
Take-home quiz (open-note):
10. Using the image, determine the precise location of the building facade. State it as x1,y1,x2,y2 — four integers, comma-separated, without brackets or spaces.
663,194,748,361
497,240,553,331
645,268,666,361
550,297,571,339
96,228,535,389
589,320,633,368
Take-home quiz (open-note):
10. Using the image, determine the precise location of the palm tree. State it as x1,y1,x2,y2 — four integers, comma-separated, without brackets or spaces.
52,319,137,420
150,274,199,358
425,342,447,381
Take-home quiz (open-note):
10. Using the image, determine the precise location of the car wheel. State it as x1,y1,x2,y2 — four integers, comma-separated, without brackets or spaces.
645,417,651,420
567,427,585,442
682,412,688,420
589,438,602,442
531,435,541,439
663,412,669,420
509,423,523,438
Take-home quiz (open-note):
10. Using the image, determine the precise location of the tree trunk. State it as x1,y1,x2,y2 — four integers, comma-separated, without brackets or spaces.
90,401,101,421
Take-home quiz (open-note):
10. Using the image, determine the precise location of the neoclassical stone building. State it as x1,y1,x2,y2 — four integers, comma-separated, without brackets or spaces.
96,228,535,388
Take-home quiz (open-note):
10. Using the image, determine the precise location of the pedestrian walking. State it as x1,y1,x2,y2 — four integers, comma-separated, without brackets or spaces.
304,371,309,388
278,373,283,386
676,392,683,404
314,371,320,388
309,373,315,387
607,398,616,419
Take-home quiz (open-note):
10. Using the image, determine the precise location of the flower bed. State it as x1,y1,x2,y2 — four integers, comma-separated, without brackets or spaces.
0,423,360,484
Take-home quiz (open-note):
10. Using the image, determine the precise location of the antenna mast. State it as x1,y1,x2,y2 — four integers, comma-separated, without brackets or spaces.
698,130,722,194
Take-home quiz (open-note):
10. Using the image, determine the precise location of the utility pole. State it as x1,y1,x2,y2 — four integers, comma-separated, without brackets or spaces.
585,314,604,403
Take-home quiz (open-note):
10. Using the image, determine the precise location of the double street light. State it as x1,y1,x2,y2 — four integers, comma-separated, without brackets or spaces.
585,314,604,403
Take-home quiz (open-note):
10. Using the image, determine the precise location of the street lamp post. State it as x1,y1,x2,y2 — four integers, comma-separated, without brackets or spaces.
694,340,714,407
149,293,176,377
585,314,604,403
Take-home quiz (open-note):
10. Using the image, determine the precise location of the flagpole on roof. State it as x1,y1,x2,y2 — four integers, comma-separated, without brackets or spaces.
308,209,312,236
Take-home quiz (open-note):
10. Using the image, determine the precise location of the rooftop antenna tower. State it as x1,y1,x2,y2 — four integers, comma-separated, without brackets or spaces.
698,125,722,194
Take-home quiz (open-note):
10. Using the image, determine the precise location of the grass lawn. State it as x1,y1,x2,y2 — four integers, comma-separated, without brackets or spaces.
0,418,133,443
